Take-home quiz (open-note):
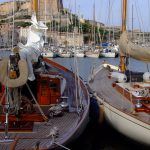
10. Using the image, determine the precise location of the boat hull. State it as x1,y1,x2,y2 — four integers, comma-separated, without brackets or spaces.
0,57,90,150
88,66,150,146
41,52,56,58
99,52,117,58
74,53,85,57
96,96,150,146
85,53,99,58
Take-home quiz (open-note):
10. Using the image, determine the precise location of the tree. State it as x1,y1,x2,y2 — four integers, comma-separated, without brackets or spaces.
15,22,31,27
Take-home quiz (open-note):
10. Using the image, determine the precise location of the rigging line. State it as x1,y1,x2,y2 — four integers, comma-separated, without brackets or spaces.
75,57,81,106
53,142,71,150
146,64,149,72
134,2,142,32
75,57,82,109
148,0,150,31
73,0,81,111
77,5,84,105
66,0,69,45
135,1,145,43
98,0,105,42
101,0,115,42
25,83,48,121
0,89,6,105
134,2,145,43
12,0,15,50
44,0,47,43
135,1,144,31
73,33,79,111
76,6,83,106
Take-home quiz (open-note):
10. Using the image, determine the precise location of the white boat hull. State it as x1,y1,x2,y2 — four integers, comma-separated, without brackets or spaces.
41,52,56,58
59,53,73,58
85,53,99,58
100,52,117,58
74,53,85,57
96,96,150,146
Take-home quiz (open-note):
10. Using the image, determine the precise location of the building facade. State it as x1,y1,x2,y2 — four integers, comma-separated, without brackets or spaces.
0,0,64,48
0,0,63,21
19,27,83,47
0,24,19,48
38,0,63,21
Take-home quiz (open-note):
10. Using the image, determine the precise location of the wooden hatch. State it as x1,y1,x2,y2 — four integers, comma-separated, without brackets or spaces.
37,74,61,105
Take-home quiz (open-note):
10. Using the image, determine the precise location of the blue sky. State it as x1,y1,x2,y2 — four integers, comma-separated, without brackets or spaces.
1,0,150,31
63,0,150,31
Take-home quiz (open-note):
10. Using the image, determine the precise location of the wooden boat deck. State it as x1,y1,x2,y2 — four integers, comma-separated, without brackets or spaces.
0,112,79,149
89,68,150,124
0,58,90,149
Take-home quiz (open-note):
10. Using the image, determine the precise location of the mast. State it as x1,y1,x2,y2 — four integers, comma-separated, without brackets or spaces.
32,0,38,15
132,4,133,40
93,0,96,47
119,0,127,72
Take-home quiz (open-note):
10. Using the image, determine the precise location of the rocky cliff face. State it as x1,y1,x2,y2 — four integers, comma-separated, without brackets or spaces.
0,0,63,20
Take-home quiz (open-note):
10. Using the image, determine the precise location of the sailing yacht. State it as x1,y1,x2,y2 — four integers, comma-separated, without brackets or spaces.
41,48,57,58
0,1,90,149
88,0,150,146
99,46,118,58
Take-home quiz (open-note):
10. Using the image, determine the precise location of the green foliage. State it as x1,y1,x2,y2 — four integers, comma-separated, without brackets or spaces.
15,15,31,20
82,23,92,33
0,20,6,23
15,22,31,27
71,14,79,27
47,20,59,29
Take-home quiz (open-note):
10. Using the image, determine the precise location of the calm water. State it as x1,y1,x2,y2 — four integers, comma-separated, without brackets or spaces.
52,57,150,150
51,57,150,81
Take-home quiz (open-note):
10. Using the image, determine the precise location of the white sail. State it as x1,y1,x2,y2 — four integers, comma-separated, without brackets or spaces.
119,31,150,62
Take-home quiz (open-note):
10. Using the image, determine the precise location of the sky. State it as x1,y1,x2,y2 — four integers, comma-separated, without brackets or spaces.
63,0,150,31
1,0,150,31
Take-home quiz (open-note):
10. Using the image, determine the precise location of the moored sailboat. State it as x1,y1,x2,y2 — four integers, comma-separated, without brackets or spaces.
99,47,118,58
0,1,90,149
88,0,150,146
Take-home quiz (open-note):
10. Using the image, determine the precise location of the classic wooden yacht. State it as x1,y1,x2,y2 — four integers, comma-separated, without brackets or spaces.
88,0,150,146
0,1,90,149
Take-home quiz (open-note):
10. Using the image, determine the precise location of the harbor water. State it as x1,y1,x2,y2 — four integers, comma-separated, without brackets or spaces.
52,57,150,150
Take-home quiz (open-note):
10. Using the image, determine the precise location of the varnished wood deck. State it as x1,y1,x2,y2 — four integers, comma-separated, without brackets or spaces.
0,58,90,150
89,68,150,124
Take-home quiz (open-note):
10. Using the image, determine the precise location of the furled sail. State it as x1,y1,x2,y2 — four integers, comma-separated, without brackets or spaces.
18,14,48,81
119,31,150,62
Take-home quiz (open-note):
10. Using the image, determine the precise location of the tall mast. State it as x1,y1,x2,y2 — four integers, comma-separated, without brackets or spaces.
93,0,96,46
132,4,133,39
122,0,127,32
32,0,38,15
120,0,127,72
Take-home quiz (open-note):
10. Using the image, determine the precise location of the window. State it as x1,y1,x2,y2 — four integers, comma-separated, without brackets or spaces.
50,82,58,92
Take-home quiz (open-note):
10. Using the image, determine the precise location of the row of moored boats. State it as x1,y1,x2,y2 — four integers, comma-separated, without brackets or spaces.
41,44,119,58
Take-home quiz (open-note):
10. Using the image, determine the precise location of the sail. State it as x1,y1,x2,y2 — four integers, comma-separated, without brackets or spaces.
119,31,150,62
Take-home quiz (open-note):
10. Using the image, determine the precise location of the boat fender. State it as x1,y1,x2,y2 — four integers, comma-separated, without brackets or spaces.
89,96,100,123
0,59,28,88
99,104,104,123
111,72,127,83
143,72,150,82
